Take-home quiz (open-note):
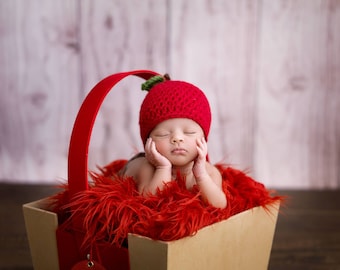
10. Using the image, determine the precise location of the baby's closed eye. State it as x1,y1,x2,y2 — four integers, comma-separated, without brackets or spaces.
184,131,197,135
154,132,170,137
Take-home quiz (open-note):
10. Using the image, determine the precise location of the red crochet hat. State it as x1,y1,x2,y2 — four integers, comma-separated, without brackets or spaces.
139,75,211,144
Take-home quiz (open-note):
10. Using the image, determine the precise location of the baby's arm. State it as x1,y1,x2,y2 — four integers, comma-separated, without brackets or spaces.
193,138,227,209
139,138,172,194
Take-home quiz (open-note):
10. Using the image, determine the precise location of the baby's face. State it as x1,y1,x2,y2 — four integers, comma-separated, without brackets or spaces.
149,118,204,166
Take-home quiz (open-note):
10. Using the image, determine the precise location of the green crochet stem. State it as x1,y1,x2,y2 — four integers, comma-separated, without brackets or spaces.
141,74,170,92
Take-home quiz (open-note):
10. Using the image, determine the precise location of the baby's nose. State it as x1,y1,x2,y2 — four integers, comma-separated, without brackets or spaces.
171,133,184,143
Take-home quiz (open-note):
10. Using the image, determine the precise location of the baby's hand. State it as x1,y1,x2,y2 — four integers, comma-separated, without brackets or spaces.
145,138,171,168
193,137,208,179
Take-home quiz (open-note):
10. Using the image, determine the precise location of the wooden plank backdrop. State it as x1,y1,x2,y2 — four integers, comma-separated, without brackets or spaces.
79,0,168,172
169,0,259,171
0,0,339,188
0,0,80,183
255,0,340,188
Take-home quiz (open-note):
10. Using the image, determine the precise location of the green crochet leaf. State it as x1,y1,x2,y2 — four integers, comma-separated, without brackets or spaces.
141,74,170,92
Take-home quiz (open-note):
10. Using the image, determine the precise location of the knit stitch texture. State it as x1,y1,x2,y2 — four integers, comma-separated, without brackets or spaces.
139,80,211,144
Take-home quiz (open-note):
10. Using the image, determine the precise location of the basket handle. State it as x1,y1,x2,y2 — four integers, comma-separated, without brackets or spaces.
67,70,159,197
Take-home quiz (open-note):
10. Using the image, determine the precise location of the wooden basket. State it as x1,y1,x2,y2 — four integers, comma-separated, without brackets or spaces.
23,70,280,270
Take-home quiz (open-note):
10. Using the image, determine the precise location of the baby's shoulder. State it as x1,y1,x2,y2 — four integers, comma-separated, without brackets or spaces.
205,161,219,172
123,153,152,178
205,162,223,181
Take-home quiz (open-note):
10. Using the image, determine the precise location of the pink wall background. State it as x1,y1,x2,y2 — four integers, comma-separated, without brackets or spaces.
1,0,339,188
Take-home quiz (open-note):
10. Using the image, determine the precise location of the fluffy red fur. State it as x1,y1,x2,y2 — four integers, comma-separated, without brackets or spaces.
50,160,281,249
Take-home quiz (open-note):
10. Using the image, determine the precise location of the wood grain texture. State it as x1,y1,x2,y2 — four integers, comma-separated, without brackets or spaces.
0,0,80,182
0,0,339,188
169,0,259,170
255,0,340,188
78,0,168,172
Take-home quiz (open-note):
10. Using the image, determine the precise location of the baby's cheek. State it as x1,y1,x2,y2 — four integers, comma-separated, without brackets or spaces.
155,142,168,155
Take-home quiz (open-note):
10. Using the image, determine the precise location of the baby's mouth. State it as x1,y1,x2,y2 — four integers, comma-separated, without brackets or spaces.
171,148,187,154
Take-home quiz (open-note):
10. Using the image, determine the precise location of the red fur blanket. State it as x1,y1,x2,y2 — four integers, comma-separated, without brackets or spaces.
50,160,281,249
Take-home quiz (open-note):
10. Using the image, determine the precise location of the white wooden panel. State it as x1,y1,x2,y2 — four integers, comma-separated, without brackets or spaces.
1,0,339,188
0,0,80,182
169,0,259,170
255,0,340,188
78,0,168,173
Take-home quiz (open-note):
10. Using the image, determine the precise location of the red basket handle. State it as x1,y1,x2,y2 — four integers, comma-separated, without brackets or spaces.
67,70,159,197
